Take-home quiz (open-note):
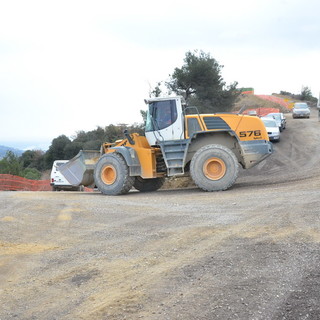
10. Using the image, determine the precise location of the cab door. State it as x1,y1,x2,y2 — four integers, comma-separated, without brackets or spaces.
145,98,184,146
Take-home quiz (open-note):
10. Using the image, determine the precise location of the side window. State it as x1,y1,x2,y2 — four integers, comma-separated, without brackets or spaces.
145,100,178,132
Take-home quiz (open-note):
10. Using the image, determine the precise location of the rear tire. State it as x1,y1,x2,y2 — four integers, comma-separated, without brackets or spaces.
190,144,239,191
94,153,134,195
133,177,165,192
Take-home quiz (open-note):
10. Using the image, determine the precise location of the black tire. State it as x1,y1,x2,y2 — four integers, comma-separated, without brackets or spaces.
94,153,134,195
133,177,165,192
190,144,239,191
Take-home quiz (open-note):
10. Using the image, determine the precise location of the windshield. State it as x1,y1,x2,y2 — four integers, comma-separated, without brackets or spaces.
268,114,281,120
295,103,308,109
263,120,277,127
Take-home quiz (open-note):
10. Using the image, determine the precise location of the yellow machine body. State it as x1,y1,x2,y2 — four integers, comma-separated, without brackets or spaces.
102,134,162,179
58,96,273,194
184,113,269,141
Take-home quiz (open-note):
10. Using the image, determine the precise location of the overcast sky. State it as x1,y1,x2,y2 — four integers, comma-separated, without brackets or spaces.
1,0,319,150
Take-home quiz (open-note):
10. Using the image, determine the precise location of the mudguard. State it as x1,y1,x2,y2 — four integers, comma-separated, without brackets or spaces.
109,146,142,176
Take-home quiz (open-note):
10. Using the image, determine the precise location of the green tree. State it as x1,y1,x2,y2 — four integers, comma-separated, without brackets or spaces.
23,168,42,180
71,126,108,151
104,124,124,142
45,135,72,169
127,123,144,136
150,82,162,98
20,150,45,171
0,151,42,179
300,86,313,101
140,110,147,124
63,142,82,160
166,50,240,112
0,151,24,176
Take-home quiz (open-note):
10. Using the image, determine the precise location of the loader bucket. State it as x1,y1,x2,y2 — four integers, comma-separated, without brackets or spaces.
59,150,101,186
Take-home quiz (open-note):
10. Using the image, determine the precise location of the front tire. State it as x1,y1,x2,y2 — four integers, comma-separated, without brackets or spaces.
94,153,134,195
133,177,165,192
190,144,239,191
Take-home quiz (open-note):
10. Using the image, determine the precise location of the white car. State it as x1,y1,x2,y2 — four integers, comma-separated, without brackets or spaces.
261,117,280,142
50,160,83,191
267,112,286,131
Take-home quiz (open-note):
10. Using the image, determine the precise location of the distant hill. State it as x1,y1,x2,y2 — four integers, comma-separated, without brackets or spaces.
0,145,24,159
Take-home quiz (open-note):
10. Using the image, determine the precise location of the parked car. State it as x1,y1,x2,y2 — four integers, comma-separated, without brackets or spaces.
50,160,84,191
292,102,310,118
261,117,280,142
248,110,258,116
279,113,287,129
267,112,286,131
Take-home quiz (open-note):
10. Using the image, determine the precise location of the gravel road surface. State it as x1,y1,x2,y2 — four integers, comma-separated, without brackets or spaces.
1,109,320,320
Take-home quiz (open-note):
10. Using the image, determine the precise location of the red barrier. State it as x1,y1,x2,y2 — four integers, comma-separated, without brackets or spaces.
243,108,280,117
0,174,93,192
0,174,51,191
256,95,291,109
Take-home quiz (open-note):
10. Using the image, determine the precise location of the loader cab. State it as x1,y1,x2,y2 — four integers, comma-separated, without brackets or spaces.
145,96,185,146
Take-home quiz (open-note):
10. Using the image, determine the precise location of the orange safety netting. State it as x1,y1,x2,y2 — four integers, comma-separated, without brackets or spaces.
0,174,51,191
256,95,291,109
242,108,280,117
0,174,94,192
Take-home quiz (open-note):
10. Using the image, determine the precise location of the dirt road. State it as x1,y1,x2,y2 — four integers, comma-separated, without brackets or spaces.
1,109,320,320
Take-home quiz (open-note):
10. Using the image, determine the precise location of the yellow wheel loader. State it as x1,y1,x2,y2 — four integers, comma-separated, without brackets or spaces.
59,96,273,195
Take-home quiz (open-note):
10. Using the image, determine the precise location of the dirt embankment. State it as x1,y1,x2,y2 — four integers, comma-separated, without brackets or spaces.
1,108,320,320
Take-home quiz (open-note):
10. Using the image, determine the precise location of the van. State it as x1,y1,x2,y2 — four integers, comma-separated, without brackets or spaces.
50,160,83,191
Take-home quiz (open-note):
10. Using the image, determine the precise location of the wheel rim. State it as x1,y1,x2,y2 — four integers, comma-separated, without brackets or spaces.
101,165,117,185
203,157,226,180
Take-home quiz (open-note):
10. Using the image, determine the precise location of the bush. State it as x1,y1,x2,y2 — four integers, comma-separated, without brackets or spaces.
23,168,42,180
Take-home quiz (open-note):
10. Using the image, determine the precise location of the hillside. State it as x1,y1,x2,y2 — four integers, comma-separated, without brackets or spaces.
233,94,292,113
0,145,23,159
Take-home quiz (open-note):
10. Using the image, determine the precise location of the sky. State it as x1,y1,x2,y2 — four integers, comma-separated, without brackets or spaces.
1,0,319,150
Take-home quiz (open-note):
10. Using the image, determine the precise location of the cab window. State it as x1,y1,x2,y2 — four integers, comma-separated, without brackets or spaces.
146,100,177,132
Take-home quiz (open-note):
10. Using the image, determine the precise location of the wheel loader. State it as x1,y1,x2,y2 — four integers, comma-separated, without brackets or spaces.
59,96,273,195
